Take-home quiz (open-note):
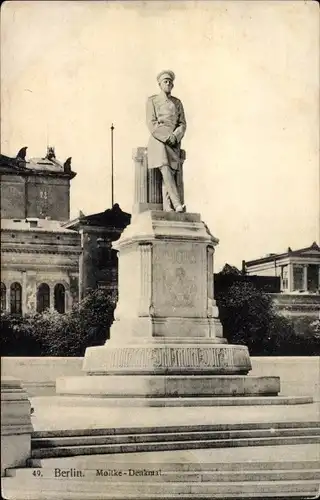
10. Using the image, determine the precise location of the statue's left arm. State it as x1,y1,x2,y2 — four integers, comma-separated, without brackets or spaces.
173,99,187,143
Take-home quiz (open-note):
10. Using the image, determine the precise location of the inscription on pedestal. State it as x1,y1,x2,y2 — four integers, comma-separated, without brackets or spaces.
99,346,250,371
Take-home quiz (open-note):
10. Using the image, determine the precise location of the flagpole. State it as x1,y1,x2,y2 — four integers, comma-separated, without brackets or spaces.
111,123,114,207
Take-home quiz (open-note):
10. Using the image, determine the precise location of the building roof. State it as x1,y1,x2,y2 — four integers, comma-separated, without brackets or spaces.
64,204,131,232
245,242,320,266
1,218,77,234
0,147,76,179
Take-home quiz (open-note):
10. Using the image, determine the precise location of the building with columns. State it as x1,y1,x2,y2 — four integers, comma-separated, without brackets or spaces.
244,242,320,294
63,205,130,300
244,243,320,319
0,147,130,316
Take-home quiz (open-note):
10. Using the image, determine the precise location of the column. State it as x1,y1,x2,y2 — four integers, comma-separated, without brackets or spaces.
176,150,186,205
26,271,37,314
21,271,27,316
303,265,308,292
6,285,10,313
69,273,79,308
288,263,293,292
49,285,55,311
148,167,162,204
132,148,148,205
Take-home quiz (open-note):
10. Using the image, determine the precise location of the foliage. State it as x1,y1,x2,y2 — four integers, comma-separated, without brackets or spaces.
215,280,320,356
2,276,319,357
1,288,116,357
220,263,242,275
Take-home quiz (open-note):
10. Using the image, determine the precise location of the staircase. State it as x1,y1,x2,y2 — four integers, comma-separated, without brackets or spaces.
29,420,320,458
3,458,320,499
2,421,319,499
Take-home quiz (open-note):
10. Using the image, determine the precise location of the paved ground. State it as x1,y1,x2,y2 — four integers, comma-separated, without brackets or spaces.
30,397,320,431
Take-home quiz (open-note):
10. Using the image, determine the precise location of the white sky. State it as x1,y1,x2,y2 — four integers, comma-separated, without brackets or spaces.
1,0,319,270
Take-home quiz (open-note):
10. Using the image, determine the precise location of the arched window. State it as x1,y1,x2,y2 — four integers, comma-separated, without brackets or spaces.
1,282,6,312
54,283,65,314
10,282,22,314
37,283,50,313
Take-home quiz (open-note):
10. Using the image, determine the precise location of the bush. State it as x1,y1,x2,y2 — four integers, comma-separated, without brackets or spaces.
215,280,320,356
1,288,116,357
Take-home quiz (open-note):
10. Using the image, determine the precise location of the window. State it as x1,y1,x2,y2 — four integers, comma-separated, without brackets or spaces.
54,284,65,314
1,282,6,312
37,283,50,313
10,282,22,314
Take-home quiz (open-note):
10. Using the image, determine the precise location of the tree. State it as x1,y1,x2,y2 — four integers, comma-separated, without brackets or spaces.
220,263,242,275
215,278,320,356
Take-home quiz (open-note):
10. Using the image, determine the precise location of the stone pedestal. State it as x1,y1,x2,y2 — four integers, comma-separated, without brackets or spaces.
58,211,279,400
57,147,280,402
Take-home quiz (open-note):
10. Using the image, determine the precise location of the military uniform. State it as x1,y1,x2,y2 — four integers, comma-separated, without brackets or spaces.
146,71,187,211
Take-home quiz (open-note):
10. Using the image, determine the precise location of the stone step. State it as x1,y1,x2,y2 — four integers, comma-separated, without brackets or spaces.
2,477,319,499
31,420,320,438
46,394,313,407
26,458,320,471
31,435,320,458
32,426,320,449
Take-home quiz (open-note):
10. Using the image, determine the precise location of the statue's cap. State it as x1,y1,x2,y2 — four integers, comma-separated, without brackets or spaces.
157,70,175,84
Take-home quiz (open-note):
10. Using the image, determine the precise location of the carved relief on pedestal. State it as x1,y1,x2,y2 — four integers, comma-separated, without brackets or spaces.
153,242,205,317
162,267,197,308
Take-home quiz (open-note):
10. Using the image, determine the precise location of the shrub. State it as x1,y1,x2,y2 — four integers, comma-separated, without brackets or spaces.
215,280,320,356
1,288,116,357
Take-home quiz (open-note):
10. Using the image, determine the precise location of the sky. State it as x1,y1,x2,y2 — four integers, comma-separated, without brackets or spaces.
1,0,319,270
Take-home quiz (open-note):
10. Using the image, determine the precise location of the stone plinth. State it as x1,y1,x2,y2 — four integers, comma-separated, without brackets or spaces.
81,210,252,380
57,375,280,397
83,344,249,375
58,210,281,401
1,377,33,476
56,210,284,402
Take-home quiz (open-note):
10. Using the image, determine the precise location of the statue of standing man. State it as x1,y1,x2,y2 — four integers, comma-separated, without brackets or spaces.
146,70,187,212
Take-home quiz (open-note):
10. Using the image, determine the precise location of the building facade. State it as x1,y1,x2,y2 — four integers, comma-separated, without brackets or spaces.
63,205,130,299
0,147,130,316
1,146,74,221
1,218,80,315
244,242,320,294
0,147,80,315
244,243,320,319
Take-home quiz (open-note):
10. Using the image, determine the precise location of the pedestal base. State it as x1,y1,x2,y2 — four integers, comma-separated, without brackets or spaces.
57,374,280,398
83,343,251,375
